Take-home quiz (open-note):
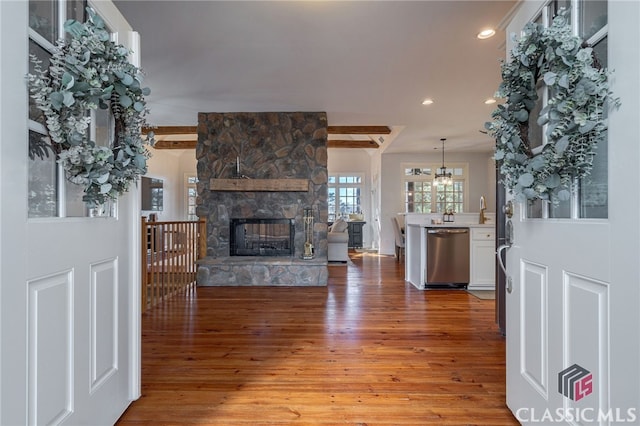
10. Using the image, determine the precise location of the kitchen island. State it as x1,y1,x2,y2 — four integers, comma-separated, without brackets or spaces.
402,213,496,290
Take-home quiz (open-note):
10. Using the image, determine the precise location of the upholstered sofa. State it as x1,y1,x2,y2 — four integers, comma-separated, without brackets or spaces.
327,218,349,262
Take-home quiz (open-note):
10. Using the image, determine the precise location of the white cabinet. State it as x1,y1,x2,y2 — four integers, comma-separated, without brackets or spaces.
469,227,495,290
403,216,497,291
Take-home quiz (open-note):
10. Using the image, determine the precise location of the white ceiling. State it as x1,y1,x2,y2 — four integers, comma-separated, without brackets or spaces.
113,0,517,154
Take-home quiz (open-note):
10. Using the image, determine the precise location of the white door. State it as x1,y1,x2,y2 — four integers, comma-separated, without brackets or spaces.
0,1,141,424
504,1,640,424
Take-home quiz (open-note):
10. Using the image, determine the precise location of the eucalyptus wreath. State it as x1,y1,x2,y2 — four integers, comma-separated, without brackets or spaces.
485,9,619,203
28,8,154,207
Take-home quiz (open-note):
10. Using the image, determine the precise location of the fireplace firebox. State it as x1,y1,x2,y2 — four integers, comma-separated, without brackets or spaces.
230,218,294,256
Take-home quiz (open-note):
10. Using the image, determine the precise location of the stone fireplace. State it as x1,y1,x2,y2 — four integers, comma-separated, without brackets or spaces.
195,112,328,286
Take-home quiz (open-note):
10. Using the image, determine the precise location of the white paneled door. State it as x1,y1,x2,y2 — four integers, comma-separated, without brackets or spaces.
503,1,640,424
1,1,140,424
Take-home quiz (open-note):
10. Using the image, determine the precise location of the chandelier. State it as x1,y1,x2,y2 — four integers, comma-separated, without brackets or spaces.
433,138,452,186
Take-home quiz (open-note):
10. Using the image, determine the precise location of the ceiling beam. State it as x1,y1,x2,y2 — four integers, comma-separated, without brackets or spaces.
327,140,379,149
144,125,391,136
153,140,197,149
154,139,380,149
327,125,391,135
142,126,197,135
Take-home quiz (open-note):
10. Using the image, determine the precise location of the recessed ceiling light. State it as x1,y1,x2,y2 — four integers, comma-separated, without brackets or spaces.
484,98,497,104
422,99,434,105
477,29,496,39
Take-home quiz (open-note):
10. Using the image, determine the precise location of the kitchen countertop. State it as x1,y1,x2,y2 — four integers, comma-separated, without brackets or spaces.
407,222,495,228
402,212,496,229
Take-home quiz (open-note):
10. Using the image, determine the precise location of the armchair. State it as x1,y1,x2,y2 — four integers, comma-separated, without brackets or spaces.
327,218,349,262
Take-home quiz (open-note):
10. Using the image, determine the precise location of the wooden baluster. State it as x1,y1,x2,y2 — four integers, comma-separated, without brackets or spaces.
155,222,161,307
175,222,180,295
149,219,155,308
166,223,170,301
150,219,155,308
187,221,191,289
168,223,173,300
190,220,196,286
180,221,186,292
175,222,179,295
185,221,190,288
151,221,155,306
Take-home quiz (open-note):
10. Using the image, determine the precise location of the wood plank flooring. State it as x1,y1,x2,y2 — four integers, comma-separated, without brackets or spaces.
117,252,518,425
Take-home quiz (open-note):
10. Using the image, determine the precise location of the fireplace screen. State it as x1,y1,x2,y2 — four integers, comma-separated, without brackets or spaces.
230,218,294,256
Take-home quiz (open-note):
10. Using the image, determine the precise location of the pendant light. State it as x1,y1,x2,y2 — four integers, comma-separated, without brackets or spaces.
433,138,452,187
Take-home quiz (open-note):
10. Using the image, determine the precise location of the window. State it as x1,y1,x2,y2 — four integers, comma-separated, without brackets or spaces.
578,0,608,219
28,11,59,218
185,174,198,221
328,174,363,222
403,164,467,213
525,0,609,219
27,0,91,218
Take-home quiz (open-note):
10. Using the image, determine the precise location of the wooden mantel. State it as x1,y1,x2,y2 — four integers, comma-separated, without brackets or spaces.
210,178,309,192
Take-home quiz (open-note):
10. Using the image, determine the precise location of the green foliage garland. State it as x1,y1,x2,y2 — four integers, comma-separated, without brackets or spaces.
29,8,154,207
486,10,619,203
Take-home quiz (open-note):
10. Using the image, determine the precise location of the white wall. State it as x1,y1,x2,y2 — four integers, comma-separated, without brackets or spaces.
379,151,495,255
143,147,196,220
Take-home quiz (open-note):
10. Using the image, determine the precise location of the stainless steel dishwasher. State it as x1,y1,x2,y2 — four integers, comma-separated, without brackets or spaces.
425,227,470,288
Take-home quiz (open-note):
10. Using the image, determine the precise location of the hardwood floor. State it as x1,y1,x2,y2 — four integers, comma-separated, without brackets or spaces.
117,252,518,425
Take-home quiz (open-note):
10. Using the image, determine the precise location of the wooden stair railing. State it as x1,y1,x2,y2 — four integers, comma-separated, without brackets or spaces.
141,217,206,310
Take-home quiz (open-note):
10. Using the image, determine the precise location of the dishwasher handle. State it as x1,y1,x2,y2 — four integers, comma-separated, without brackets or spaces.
427,228,468,234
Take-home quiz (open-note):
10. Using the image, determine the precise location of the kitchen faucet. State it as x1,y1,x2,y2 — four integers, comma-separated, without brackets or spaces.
479,196,487,224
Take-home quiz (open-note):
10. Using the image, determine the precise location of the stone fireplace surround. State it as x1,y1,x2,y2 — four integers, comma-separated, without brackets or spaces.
196,112,328,286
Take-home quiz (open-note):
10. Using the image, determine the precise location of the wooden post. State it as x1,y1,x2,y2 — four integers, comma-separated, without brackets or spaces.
198,218,207,260
141,216,148,311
